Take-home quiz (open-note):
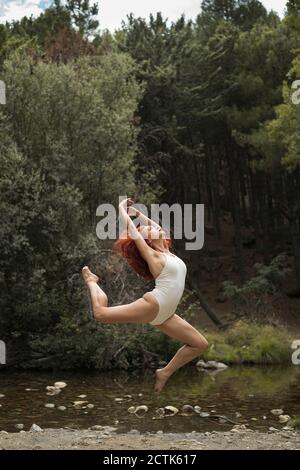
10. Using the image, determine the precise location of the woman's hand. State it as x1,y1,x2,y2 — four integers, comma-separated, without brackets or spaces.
119,198,135,211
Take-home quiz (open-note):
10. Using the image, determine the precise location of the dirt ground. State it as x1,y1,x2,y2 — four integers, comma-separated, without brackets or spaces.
0,427,299,450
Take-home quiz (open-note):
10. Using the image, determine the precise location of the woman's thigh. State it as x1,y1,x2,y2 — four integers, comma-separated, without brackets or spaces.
154,314,208,349
99,296,159,324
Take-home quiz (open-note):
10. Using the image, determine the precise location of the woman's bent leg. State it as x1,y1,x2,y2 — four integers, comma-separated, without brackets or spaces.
82,266,159,324
153,314,209,393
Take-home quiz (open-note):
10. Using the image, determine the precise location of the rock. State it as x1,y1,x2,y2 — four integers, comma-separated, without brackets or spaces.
54,382,67,389
128,429,139,434
46,386,61,396
14,424,24,430
232,424,247,432
156,430,163,434
279,415,291,424
78,395,87,398
196,360,228,370
194,405,202,413
271,409,284,416
127,406,136,414
164,406,179,416
0,394,5,398
181,405,194,415
87,404,95,409
251,418,258,421
235,412,242,418
134,405,149,416
282,426,293,431
90,425,103,431
124,395,132,398
45,403,55,408
58,406,67,411
199,412,210,418
138,393,143,397
114,398,123,402
155,408,165,417
269,427,279,433
30,424,43,432
73,401,88,408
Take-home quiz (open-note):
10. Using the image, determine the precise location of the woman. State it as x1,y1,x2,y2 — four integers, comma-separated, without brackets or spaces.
82,198,208,394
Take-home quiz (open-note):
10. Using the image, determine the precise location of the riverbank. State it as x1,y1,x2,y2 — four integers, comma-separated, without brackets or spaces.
0,427,299,450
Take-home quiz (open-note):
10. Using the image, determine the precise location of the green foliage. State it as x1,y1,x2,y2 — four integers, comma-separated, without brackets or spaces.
0,49,143,366
222,254,291,318
203,320,293,364
289,416,300,429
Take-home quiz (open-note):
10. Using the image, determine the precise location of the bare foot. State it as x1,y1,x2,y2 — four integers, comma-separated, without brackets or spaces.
82,266,99,285
154,368,172,394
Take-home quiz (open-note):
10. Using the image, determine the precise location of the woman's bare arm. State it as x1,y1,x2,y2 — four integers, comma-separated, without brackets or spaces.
119,199,156,262
129,206,161,230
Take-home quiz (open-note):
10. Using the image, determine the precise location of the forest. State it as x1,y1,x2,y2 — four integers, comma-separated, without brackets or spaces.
0,0,300,370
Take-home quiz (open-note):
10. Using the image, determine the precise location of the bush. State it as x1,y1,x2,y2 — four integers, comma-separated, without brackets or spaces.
203,320,293,365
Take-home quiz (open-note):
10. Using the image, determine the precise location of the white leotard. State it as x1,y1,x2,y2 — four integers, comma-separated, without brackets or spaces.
148,252,187,326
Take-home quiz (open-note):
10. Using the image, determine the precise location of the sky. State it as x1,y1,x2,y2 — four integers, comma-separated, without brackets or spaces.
0,1,288,29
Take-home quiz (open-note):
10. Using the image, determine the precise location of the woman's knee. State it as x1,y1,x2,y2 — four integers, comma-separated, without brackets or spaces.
93,305,109,323
191,337,209,354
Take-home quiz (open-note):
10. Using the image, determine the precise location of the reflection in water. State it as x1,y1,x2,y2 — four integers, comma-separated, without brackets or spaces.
0,366,300,433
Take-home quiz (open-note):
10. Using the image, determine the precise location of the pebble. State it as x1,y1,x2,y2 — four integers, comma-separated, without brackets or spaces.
181,404,194,414
54,382,67,389
279,415,291,424
0,394,5,398
14,424,24,430
196,360,228,370
78,395,87,398
58,406,67,411
30,424,43,432
73,401,88,408
271,409,284,416
135,405,149,416
269,427,279,433
87,404,95,409
164,406,179,416
45,403,55,408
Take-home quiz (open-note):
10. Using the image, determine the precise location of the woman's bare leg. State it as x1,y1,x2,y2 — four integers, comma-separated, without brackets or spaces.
82,266,159,324
153,314,209,394
82,266,108,309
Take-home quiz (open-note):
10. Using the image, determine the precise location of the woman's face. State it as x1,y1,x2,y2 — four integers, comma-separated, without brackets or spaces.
140,225,166,241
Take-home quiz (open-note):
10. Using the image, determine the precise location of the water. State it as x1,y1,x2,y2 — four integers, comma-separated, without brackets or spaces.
0,366,300,433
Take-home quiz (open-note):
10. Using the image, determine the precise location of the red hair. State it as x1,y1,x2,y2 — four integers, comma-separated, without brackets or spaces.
112,226,172,280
